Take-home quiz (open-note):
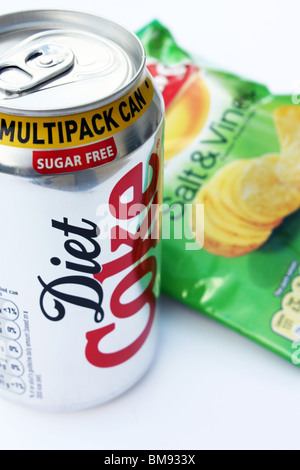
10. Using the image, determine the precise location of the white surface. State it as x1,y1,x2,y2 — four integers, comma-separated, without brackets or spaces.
0,0,300,451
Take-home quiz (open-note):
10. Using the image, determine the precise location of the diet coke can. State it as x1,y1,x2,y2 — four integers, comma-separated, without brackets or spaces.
0,10,164,411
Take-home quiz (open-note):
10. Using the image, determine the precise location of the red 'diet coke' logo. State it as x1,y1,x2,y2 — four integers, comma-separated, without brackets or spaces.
85,152,160,368
33,137,117,174
37,151,160,369
147,62,198,109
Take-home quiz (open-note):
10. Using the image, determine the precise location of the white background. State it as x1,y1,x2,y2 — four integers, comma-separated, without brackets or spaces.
0,0,299,451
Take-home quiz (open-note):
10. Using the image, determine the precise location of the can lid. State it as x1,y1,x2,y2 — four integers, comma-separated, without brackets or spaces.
0,10,145,116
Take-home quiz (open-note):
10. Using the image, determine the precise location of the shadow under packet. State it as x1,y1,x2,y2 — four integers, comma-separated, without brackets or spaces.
137,20,300,365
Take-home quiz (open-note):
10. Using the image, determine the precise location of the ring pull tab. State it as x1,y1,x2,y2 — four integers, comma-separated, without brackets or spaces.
0,40,74,94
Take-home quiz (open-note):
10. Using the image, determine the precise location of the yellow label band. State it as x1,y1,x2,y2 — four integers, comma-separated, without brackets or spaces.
0,77,154,149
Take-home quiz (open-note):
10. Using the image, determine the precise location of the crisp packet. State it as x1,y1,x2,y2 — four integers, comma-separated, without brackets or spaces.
138,21,300,365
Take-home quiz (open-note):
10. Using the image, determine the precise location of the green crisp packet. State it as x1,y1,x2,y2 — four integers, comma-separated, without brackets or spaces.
138,21,300,365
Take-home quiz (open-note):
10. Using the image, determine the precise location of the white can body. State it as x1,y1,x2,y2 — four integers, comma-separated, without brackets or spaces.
0,126,163,411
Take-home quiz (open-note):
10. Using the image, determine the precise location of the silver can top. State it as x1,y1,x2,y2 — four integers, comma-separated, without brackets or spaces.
0,10,145,116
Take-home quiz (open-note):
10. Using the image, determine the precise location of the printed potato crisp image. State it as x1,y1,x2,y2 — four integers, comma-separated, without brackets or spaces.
193,108,300,258
138,21,300,364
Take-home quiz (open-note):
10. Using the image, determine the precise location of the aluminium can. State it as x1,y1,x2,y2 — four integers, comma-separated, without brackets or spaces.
0,10,164,411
